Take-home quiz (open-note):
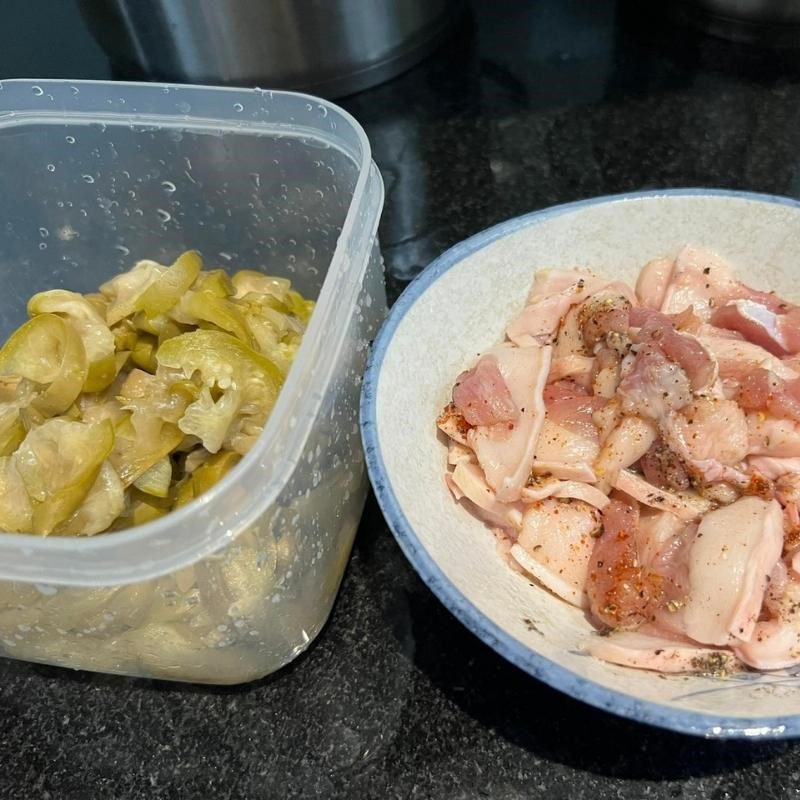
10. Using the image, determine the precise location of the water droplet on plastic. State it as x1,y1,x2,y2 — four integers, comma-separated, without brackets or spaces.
70,86,79,95
82,174,95,184
305,103,313,111
233,102,244,112
38,242,47,250
318,105,328,117
38,227,49,238
156,208,171,223
176,101,191,114
115,244,130,256
46,164,55,173
219,252,233,262
31,85,43,96
314,189,324,199
161,86,170,94
65,135,76,144
161,180,176,193
250,173,260,189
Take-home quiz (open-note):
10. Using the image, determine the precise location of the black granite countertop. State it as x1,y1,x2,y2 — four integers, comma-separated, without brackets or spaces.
2,1,800,798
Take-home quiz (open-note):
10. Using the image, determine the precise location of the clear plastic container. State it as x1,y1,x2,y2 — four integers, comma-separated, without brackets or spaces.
0,79,385,683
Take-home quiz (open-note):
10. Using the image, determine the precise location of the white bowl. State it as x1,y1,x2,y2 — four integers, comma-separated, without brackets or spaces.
361,189,800,739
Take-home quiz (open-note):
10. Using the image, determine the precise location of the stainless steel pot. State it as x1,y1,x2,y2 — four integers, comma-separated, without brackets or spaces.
673,0,800,46
79,0,458,97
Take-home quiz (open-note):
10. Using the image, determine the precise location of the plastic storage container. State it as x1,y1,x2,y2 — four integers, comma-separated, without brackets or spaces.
0,79,385,683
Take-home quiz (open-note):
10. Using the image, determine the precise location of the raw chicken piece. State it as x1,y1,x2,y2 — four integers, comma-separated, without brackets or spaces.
747,414,800,457
682,497,783,646
578,291,632,349
521,477,609,509
713,301,800,357
468,343,552,502
437,402,472,446
588,496,667,629
508,271,638,348
592,347,622,399
629,306,718,391
589,630,740,674
547,355,595,389
662,245,791,320
669,398,749,466
660,246,740,320
533,419,599,481
507,272,608,347
447,461,523,531
636,257,675,310
614,469,711,522
640,440,691,492
543,381,605,441
698,336,799,383
618,344,693,421
738,368,800,422
735,567,800,669
594,415,658,490
511,497,602,607
452,354,518,426
635,507,687,565
553,304,589,360
527,269,601,301
748,456,800,481
447,439,475,466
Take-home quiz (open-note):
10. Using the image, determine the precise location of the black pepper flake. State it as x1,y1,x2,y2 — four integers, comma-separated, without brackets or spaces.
703,267,711,275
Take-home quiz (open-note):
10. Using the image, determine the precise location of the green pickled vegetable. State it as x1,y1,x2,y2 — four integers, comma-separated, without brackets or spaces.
135,250,202,317
28,289,117,393
14,418,114,534
0,250,313,536
0,314,87,415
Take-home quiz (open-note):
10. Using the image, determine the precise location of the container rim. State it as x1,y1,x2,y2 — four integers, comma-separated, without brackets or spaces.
0,79,384,586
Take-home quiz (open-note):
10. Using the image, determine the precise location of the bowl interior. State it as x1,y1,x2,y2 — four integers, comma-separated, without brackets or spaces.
367,191,800,737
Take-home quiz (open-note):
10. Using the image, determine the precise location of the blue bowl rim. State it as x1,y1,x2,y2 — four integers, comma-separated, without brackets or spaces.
360,188,800,739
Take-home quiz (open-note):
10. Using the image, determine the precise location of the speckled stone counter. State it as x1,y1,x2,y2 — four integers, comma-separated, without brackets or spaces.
2,1,800,797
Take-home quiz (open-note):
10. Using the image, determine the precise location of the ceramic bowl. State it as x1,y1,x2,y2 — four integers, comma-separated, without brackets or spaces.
361,189,800,739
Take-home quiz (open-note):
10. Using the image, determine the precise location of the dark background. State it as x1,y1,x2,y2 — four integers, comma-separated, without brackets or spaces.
1,1,800,797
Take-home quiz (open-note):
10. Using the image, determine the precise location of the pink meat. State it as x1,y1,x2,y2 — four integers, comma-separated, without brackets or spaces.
712,301,800,357
453,355,518,427
699,335,799,384
544,380,605,441
661,246,788,320
738,368,800,423
468,343,552,502
587,497,665,629
630,306,717,391
618,344,693,420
